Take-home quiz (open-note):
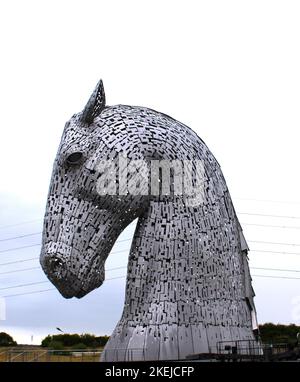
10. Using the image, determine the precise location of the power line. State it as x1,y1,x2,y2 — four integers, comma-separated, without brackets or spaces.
251,249,300,256
0,257,38,266
0,219,42,230
0,238,133,256
0,280,48,291
3,220,300,249
3,288,55,298
0,238,299,261
0,266,40,275
1,202,300,237
0,265,128,290
0,232,42,242
3,215,300,245
0,243,41,254
2,273,300,299
0,199,300,232
0,248,130,267
252,274,300,280
242,222,300,230
236,197,300,205
0,198,298,231
1,246,300,269
2,263,300,278
0,232,134,244
238,212,300,219
2,275,127,298
2,266,300,292
117,238,132,243
2,239,300,258
1,211,299,245
0,265,127,276
252,267,300,273
3,263,300,291
106,266,127,272
248,240,300,247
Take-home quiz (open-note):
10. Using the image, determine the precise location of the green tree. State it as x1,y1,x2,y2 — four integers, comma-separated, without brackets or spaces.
48,340,64,350
259,323,300,344
0,332,17,346
96,335,110,347
41,335,52,347
71,342,87,350
41,333,110,348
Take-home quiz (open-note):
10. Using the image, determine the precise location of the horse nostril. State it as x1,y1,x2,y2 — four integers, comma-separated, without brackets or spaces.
48,257,64,273
66,152,83,165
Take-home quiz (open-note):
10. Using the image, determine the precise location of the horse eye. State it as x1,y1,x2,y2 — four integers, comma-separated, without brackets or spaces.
66,152,83,165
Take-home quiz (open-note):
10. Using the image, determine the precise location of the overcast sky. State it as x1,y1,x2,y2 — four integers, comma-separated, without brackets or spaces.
1,0,300,345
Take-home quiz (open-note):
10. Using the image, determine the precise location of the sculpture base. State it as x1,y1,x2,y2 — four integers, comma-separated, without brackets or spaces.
101,323,257,361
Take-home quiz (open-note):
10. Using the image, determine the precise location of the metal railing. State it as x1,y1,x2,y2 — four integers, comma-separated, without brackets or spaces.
215,339,298,361
101,348,146,362
0,349,102,362
216,339,263,356
1,342,298,362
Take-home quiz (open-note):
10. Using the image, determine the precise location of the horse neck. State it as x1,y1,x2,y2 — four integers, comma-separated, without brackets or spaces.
122,197,246,322
131,198,193,259
124,199,204,308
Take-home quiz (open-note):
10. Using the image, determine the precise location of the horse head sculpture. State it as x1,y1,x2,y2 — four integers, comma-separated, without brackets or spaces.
40,80,259,360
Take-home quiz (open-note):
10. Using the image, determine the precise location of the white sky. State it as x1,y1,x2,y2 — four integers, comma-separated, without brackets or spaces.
1,0,300,345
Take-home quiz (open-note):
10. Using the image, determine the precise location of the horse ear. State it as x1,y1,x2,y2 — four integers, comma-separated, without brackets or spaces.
81,80,106,125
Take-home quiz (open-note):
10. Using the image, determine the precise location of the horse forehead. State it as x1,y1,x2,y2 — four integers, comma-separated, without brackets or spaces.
60,120,97,151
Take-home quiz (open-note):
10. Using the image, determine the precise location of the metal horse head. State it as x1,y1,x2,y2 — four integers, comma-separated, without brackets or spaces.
40,80,151,298
40,80,259,360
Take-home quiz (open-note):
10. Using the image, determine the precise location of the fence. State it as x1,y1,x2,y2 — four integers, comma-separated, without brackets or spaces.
215,339,298,361
0,349,102,362
1,342,298,362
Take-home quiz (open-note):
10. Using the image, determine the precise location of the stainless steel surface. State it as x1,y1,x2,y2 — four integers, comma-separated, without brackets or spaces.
40,80,259,361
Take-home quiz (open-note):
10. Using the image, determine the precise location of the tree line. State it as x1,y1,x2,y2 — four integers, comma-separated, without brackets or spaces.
1,323,300,348
41,333,110,349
